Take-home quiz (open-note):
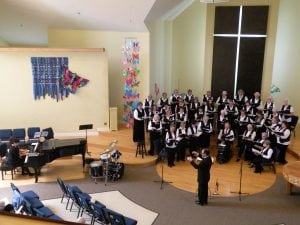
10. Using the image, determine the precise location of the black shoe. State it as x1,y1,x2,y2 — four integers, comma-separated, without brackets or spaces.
28,172,34,176
254,170,261,173
195,200,204,206
236,158,240,162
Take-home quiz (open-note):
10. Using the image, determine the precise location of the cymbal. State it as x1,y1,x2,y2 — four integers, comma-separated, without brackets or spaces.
100,140,118,154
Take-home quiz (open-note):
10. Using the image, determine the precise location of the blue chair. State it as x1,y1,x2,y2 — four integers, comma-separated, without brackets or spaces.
27,127,40,138
12,128,26,143
42,127,54,139
11,183,62,221
11,183,39,200
105,208,137,225
0,129,12,142
1,161,14,180
57,176,72,208
23,196,62,220
0,143,8,159
90,201,108,225
27,127,40,144
11,183,40,212
67,185,91,217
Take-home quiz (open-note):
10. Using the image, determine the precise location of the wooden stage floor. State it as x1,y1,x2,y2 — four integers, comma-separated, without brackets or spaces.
1,126,299,197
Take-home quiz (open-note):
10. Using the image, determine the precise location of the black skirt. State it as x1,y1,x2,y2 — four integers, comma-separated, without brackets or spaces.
133,119,145,142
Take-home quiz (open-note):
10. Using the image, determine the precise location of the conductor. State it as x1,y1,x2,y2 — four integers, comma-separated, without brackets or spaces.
187,149,212,206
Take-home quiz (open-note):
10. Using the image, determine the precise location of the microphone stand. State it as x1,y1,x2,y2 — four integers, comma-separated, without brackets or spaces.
230,144,249,201
154,154,172,190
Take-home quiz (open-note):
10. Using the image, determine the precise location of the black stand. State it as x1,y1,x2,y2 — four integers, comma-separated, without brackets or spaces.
154,157,172,190
79,124,93,156
230,146,249,201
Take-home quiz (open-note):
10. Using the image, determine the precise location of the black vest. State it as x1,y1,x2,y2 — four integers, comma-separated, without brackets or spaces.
200,121,211,133
279,128,291,143
166,131,176,147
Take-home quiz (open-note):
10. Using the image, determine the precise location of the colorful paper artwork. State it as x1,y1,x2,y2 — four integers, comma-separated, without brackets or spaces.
62,68,89,96
122,38,140,128
31,57,89,101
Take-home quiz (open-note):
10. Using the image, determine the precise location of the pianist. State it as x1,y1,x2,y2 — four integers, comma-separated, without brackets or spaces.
1,137,33,176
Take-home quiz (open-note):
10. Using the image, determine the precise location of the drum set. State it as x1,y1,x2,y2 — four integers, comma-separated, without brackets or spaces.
89,140,124,184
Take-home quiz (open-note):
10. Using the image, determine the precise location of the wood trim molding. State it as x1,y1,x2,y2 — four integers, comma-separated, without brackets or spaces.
0,47,105,52
0,211,80,225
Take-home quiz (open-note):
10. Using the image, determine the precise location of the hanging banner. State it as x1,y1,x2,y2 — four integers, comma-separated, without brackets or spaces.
122,38,140,128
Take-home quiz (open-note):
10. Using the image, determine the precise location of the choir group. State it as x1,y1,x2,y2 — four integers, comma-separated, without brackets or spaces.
132,89,295,173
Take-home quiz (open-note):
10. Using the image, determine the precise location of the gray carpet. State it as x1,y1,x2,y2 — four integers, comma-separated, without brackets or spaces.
1,165,300,225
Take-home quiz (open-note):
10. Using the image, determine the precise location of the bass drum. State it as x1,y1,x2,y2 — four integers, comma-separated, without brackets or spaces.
89,161,103,178
107,162,124,181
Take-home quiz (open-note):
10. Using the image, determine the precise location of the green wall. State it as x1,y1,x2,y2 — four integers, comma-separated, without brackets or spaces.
172,2,207,97
272,0,300,113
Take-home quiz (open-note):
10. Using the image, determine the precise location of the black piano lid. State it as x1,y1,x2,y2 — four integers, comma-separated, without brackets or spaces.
41,138,86,150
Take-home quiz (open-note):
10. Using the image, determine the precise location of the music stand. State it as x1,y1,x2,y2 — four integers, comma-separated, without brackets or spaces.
79,124,93,156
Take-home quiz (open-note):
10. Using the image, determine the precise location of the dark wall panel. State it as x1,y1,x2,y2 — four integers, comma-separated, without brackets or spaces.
237,38,266,96
241,6,269,34
214,6,240,34
211,37,237,99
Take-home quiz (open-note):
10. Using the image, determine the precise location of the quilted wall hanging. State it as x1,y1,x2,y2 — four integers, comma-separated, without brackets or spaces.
31,57,89,101
122,38,140,128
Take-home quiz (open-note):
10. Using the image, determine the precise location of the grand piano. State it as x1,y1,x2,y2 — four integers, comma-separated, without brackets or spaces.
25,138,87,183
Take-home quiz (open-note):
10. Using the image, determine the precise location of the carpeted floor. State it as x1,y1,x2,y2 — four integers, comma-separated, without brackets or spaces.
1,165,300,225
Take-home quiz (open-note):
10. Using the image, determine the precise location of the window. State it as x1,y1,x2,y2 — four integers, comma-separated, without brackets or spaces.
211,5,269,98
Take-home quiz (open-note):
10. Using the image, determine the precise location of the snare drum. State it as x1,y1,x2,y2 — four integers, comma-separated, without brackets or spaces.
100,153,111,163
90,160,103,177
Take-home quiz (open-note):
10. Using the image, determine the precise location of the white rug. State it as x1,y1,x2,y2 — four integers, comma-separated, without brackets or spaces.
42,191,158,225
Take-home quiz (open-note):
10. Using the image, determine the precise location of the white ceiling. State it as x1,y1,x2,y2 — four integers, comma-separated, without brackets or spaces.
0,0,189,46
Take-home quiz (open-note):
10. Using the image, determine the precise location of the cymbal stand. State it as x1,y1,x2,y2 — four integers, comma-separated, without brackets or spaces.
104,161,109,186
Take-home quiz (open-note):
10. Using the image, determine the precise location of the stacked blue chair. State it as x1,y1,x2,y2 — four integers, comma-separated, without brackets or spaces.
57,178,137,224
106,208,137,225
11,183,63,221
90,200,108,225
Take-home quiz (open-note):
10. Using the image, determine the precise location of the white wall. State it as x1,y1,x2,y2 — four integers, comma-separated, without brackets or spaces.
48,29,150,121
0,49,109,134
